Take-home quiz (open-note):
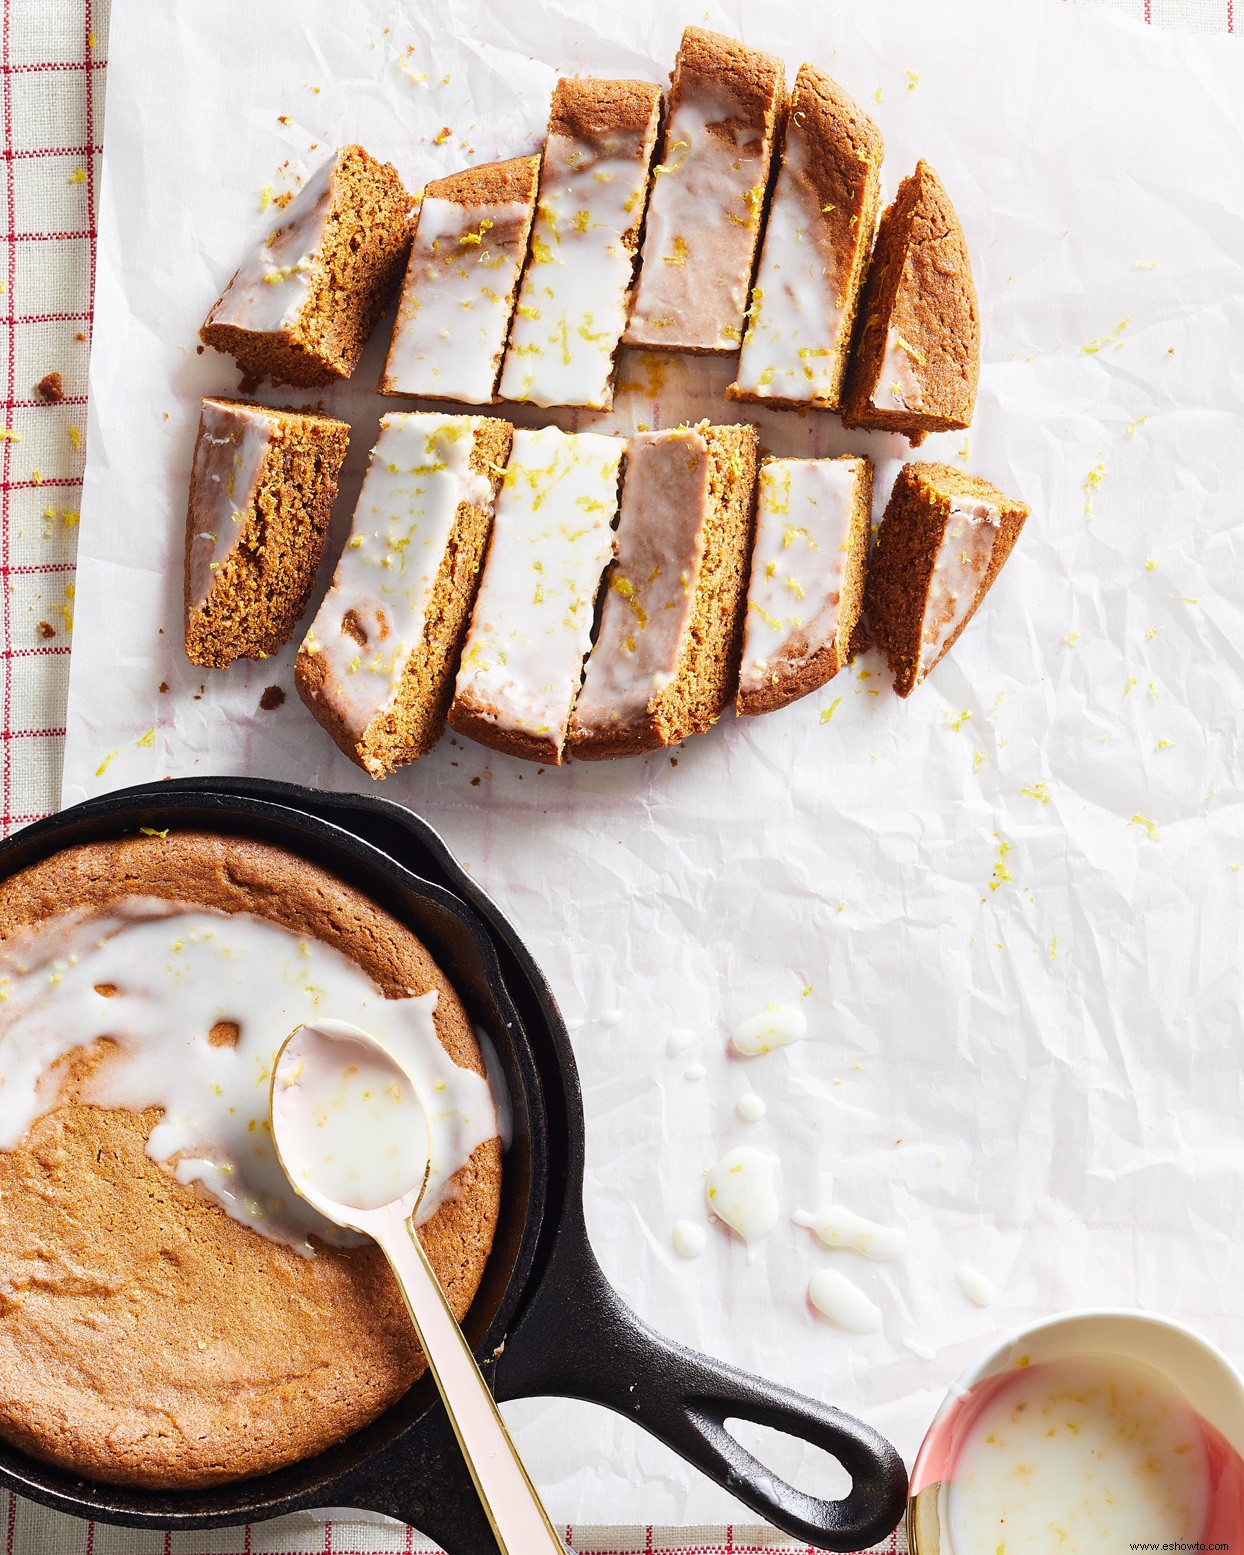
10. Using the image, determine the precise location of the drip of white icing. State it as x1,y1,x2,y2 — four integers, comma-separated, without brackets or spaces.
185,401,276,611
740,458,862,693
705,1145,780,1244
875,326,926,413
301,413,494,754
627,78,767,351
731,1003,807,1056
957,1264,998,1307
808,1270,883,1334
793,1205,907,1262
453,426,623,749
499,105,658,409
903,1337,936,1361
598,1008,624,1027
206,152,337,335
672,1219,708,1259
667,1027,697,1057
732,128,847,402
382,191,535,402
916,498,1000,682
685,1063,707,1081
272,1019,431,1214
736,1092,766,1123
0,900,498,1254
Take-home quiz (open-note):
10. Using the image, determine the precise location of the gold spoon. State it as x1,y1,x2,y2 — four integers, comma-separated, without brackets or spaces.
270,1018,568,1555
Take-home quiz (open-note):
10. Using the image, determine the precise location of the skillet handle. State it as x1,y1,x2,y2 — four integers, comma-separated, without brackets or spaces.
494,1222,908,1551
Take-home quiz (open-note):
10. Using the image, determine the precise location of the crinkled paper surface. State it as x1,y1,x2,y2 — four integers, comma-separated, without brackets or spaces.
64,0,1244,1526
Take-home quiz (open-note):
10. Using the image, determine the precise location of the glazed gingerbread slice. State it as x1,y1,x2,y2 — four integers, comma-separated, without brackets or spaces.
200,145,412,388
728,64,883,410
737,455,872,717
570,422,759,758
379,156,541,403
296,411,512,778
184,397,349,670
624,28,785,355
864,461,1028,697
842,160,981,444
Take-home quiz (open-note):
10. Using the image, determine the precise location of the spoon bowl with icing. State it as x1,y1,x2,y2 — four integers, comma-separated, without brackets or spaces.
270,1019,567,1555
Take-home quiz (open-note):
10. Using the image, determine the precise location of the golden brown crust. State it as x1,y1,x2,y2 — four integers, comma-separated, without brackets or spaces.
184,398,349,671
842,160,981,441
426,155,541,208
0,833,501,1489
726,65,883,410
736,455,873,717
550,77,664,145
863,461,1028,697
675,27,784,120
200,145,413,389
295,418,513,778
446,703,563,766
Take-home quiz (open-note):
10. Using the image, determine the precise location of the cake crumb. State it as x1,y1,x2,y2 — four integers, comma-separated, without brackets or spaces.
35,372,64,404
37,621,55,639
75,331,87,342
434,126,453,145
259,685,286,711
158,681,169,694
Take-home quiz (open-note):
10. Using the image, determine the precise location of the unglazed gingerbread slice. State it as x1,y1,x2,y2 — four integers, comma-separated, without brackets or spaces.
296,411,512,778
842,160,981,444
184,397,349,670
728,64,883,410
201,145,412,388
498,78,663,410
379,156,540,403
570,422,759,758
737,455,872,717
449,425,624,763
624,28,785,355
864,461,1028,697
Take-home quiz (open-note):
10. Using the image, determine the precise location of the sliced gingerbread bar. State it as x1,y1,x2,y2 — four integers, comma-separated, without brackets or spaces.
380,157,541,403
201,145,412,388
737,455,872,717
842,161,980,444
449,426,624,763
184,398,349,670
497,78,662,410
570,422,758,758
864,461,1028,697
624,29,784,355
295,412,512,777
728,65,882,410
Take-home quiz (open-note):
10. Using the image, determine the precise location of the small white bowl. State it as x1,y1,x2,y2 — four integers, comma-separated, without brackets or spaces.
908,1308,1244,1553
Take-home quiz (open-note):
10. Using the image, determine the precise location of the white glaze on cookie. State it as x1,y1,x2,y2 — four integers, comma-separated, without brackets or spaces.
452,426,623,750
739,458,861,695
206,152,337,335
626,79,767,352
185,400,276,611
301,413,494,756
498,107,659,409
382,195,535,402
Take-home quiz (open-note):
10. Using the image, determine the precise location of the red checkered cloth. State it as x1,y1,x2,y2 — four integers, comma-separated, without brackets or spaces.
0,0,1234,1550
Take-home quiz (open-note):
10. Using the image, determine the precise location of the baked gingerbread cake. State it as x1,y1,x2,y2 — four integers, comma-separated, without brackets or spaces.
380,156,541,403
737,454,872,717
570,423,759,758
184,396,349,670
842,160,980,443
729,65,883,409
0,831,502,1489
296,411,513,777
201,144,412,388
624,28,785,355
864,461,1028,696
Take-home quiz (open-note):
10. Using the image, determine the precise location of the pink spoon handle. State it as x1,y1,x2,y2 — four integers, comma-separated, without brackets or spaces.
371,1205,568,1555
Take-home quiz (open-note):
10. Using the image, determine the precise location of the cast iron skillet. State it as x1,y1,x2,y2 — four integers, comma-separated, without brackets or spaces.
0,777,907,1551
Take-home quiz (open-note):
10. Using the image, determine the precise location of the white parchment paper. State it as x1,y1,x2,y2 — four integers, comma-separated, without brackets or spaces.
63,0,1244,1526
